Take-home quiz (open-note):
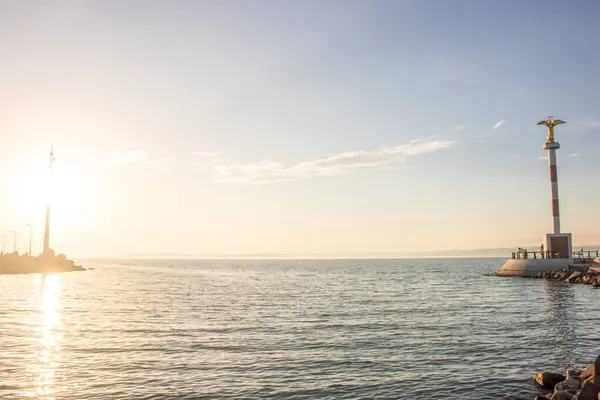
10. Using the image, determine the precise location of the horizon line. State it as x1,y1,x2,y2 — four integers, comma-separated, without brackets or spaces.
69,244,600,260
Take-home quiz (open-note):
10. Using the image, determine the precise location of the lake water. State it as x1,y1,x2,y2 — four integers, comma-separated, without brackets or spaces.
1,258,599,399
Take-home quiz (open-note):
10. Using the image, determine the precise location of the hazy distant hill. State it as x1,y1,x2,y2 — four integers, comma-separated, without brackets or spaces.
121,246,599,260
125,249,512,259
127,253,197,259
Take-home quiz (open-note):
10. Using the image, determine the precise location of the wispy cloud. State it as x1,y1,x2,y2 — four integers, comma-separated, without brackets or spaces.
194,151,221,157
377,165,419,171
192,150,222,167
212,139,455,184
148,157,172,173
454,124,468,131
537,156,547,160
492,119,506,130
150,157,171,165
569,153,580,157
104,150,148,167
103,151,173,174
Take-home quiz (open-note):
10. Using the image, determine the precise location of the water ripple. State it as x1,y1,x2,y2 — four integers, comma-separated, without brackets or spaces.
1,258,598,399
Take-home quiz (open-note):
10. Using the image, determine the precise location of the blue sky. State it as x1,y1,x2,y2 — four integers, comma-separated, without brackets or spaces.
0,0,598,256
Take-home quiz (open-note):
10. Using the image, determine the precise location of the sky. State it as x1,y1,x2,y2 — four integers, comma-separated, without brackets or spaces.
0,0,599,257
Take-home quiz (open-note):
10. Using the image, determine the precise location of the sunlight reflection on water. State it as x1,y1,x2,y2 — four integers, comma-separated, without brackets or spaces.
1,259,599,399
27,274,62,399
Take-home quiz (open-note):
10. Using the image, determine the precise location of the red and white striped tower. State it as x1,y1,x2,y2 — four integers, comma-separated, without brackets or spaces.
547,144,560,233
538,116,566,234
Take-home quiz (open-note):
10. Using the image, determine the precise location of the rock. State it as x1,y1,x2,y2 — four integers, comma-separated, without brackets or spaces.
551,391,575,400
556,271,570,280
535,372,567,390
584,374,600,385
580,354,600,381
572,381,600,400
567,271,584,282
567,369,582,379
556,377,582,393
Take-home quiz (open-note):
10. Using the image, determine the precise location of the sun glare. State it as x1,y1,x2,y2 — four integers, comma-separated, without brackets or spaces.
7,154,97,234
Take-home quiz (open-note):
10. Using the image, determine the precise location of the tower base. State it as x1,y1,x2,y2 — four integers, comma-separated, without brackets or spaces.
496,258,572,277
545,233,572,260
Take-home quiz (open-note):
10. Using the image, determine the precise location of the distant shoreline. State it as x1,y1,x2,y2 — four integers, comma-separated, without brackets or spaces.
79,255,509,261
80,246,600,261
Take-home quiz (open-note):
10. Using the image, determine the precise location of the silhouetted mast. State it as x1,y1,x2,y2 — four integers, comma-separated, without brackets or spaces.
43,145,54,255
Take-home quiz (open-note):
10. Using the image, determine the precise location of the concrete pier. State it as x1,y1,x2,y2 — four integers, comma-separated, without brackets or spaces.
496,249,600,277
496,258,571,277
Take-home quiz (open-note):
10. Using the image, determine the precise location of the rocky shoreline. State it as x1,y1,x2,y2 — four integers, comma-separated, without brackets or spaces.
0,251,86,274
526,354,600,399
535,268,600,287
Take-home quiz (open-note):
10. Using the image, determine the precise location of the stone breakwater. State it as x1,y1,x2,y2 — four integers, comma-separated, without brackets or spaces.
0,252,86,274
526,354,600,400
501,354,600,399
535,268,600,287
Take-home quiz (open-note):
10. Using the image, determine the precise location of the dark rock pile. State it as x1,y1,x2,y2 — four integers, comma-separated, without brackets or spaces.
531,354,600,399
0,249,86,274
537,269,600,287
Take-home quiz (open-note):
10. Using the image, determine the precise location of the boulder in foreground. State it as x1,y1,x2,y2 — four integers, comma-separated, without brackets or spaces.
551,391,574,400
571,381,599,400
535,372,567,390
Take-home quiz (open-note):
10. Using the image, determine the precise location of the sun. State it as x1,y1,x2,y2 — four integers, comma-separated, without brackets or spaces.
7,152,97,235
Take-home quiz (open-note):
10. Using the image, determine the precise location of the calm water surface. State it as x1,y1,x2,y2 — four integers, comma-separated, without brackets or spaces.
1,258,599,399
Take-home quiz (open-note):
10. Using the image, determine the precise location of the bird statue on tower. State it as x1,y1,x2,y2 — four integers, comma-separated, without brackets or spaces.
537,116,566,143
